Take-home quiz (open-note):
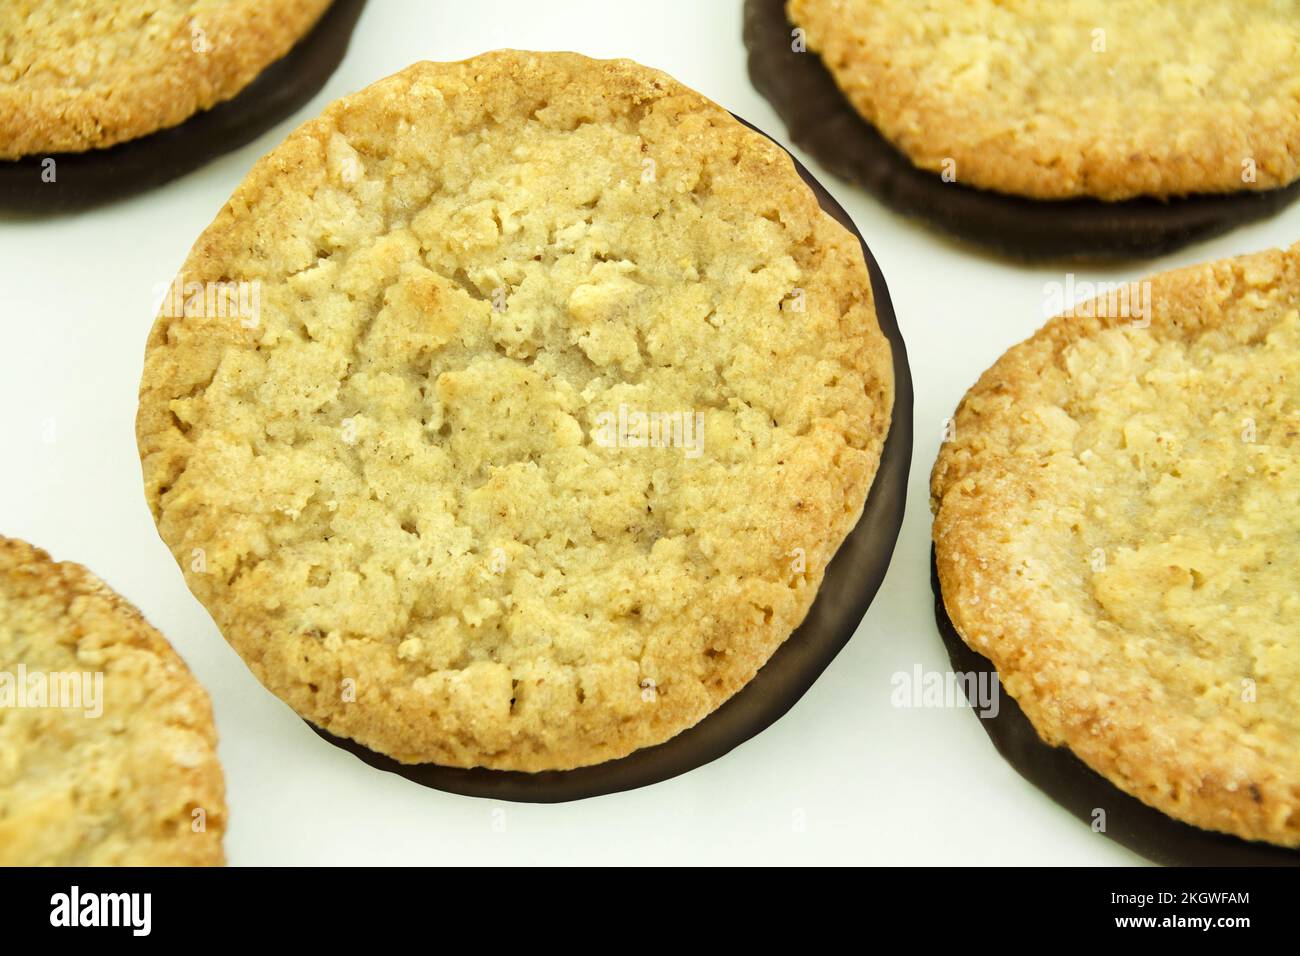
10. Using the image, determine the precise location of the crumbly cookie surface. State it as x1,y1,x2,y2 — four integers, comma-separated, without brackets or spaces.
0,536,226,865
789,0,1300,201
0,0,330,158
932,245,1300,847
136,52,893,771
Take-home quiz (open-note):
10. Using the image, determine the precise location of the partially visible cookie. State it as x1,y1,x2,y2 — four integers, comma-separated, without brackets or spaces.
746,0,1300,259
789,0,1300,201
0,0,332,158
0,536,226,865
932,244,1300,847
137,51,894,772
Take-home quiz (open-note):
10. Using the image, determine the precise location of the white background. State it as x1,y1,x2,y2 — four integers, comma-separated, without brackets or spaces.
2,0,1295,866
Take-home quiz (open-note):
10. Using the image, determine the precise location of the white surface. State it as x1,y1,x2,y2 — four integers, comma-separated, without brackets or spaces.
2,0,1295,866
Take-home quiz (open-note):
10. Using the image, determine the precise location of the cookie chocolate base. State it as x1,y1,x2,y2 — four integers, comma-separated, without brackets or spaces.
931,548,1300,865
744,0,1300,260
307,118,913,802
0,0,366,213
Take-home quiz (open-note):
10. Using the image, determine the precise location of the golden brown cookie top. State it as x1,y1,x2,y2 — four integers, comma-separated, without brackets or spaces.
789,0,1300,200
0,0,331,157
932,244,1300,846
0,536,226,865
137,51,893,771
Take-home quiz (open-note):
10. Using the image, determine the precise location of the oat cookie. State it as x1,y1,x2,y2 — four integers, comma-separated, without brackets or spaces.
136,52,894,772
0,0,331,158
789,0,1300,201
932,245,1300,847
0,536,226,865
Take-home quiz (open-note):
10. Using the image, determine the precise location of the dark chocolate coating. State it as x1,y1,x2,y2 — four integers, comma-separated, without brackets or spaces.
744,0,1300,261
931,548,1300,865
308,119,915,802
0,0,367,213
